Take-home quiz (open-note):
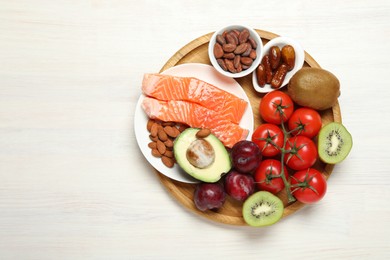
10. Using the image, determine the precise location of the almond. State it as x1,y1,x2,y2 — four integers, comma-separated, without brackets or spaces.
163,126,175,138
164,138,173,148
149,134,159,142
196,128,211,138
150,123,159,137
157,128,168,141
164,150,174,158
156,140,166,155
151,149,162,158
147,119,155,132
162,156,175,168
148,141,157,149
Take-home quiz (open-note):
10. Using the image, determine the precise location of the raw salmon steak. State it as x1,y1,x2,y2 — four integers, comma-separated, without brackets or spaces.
142,97,249,148
142,73,248,124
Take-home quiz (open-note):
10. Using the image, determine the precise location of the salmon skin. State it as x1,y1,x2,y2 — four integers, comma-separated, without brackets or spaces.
142,96,249,148
142,73,248,124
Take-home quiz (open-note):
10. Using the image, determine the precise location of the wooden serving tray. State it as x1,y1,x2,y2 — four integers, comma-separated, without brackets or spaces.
156,29,341,226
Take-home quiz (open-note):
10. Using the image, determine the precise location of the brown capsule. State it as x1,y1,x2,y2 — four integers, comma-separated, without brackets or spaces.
269,46,281,70
234,43,248,55
233,55,241,69
225,59,236,73
281,45,295,71
240,56,254,66
217,59,227,71
256,64,266,87
271,64,288,89
228,31,239,45
261,55,273,84
213,43,224,59
248,36,257,49
238,29,250,44
231,29,241,37
242,43,252,57
222,43,237,53
249,49,257,60
225,33,237,45
222,52,235,59
216,34,226,45
236,63,243,73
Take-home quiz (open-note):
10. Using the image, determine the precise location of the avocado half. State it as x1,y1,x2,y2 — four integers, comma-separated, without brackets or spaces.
174,128,232,183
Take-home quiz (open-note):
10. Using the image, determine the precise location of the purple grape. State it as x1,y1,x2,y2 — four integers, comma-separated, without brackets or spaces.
231,140,262,173
194,183,226,211
224,170,255,201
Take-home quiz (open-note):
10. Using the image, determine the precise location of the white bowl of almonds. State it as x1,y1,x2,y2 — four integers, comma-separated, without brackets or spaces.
208,25,263,78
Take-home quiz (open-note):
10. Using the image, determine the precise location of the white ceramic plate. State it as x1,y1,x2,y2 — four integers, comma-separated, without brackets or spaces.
134,63,254,183
252,36,305,93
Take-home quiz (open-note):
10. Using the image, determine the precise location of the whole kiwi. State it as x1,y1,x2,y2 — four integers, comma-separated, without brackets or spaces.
288,67,340,110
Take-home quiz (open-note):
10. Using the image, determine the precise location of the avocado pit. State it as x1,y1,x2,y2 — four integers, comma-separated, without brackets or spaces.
186,139,215,169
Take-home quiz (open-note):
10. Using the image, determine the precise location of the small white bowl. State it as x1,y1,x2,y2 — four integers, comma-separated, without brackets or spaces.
252,36,305,93
208,25,263,78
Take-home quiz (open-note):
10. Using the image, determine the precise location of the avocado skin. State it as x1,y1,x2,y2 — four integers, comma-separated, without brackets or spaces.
288,67,340,110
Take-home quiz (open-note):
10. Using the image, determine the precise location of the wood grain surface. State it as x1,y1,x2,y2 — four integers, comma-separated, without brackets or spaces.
156,29,341,225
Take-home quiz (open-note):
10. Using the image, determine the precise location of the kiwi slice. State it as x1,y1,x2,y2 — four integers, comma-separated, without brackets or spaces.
242,191,284,227
318,122,352,164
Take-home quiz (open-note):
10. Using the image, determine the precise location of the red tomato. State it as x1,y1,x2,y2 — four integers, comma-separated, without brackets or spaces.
254,159,288,194
251,124,284,157
284,136,317,170
290,168,327,204
260,91,294,124
288,108,322,138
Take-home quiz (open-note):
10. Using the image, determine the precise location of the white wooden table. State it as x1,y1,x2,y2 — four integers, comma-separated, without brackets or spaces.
0,0,389,259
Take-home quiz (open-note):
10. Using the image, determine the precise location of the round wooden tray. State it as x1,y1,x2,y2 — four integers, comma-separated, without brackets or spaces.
156,29,341,226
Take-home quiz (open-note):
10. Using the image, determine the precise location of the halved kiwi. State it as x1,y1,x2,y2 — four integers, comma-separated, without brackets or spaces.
242,191,284,227
318,122,352,164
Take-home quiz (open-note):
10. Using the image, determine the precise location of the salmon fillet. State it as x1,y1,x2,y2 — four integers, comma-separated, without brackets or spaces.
142,96,248,148
142,73,248,124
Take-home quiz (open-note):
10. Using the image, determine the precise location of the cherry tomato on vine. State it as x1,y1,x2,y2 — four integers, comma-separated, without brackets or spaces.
284,136,317,170
288,108,322,138
290,168,327,204
251,124,284,157
254,159,288,194
259,91,294,124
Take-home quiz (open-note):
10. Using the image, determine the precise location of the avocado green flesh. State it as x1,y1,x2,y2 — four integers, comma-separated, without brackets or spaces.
174,128,232,183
